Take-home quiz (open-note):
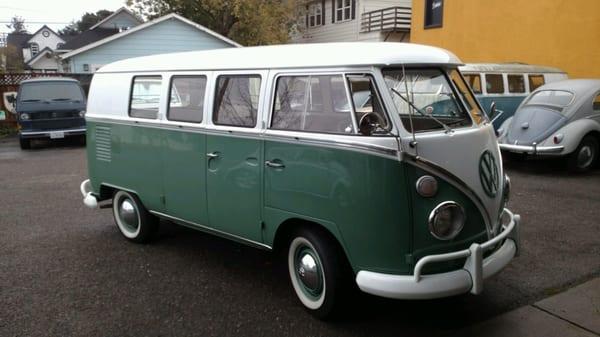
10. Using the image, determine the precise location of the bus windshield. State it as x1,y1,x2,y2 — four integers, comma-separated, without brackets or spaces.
383,68,474,132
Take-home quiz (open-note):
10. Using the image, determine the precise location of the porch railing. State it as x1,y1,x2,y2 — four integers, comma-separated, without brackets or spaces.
361,6,412,33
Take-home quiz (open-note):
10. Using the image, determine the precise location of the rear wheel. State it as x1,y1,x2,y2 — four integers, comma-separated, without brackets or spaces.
112,190,158,243
19,137,31,150
568,135,599,172
287,227,349,319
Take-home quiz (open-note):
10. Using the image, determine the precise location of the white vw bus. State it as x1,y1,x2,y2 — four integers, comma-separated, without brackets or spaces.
80,43,520,318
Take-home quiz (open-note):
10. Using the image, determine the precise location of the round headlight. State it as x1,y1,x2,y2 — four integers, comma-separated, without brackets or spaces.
20,113,30,121
416,175,438,198
503,174,511,204
428,201,466,240
79,110,86,117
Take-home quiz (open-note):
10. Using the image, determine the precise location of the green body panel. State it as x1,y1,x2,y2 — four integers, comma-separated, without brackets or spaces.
206,134,263,242
87,122,165,212
87,121,490,276
263,139,412,274
162,130,208,225
405,165,488,273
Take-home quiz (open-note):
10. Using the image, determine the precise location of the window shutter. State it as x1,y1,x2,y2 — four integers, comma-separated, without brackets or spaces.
322,0,326,25
332,0,335,23
351,0,356,20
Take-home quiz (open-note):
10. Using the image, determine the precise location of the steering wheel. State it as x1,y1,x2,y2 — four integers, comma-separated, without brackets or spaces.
358,112,385,136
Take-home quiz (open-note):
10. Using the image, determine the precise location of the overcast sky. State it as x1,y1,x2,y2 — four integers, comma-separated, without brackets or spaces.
0,0,128,34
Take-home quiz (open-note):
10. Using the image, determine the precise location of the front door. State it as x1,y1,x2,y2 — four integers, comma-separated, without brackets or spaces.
205,73,264,242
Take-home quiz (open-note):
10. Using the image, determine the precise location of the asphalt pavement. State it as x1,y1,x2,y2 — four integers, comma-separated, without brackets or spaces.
0,136,599,337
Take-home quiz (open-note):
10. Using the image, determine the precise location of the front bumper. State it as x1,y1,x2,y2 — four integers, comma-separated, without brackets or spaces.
20,127,86,139
355,208,520,300
499,143,563,155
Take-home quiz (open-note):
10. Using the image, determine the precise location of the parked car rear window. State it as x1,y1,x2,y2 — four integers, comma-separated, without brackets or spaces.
271,75,354,134
213,75,261,127
463,74,482,94
168,76,207,123
130,76,161,119
19,82,84,102
485,74,504,94
528,75,545,91
526,90,574,107
507,74,526,93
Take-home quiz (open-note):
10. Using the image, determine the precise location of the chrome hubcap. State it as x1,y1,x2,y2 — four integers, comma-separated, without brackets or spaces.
577,145,594,168
119,198,139,231
295,248,323,297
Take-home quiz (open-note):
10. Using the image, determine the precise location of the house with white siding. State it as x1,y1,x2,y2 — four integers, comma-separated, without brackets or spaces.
292,0,412,43
60,13,240,73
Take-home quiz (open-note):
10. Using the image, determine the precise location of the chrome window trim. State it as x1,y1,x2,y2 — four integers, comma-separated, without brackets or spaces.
149,211,272,251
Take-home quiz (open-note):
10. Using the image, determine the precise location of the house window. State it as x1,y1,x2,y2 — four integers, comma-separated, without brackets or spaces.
83,64,90,72
307,2,323,27
30,43,39,56
213,75,261,127
334,0,354,22
424,0,443,28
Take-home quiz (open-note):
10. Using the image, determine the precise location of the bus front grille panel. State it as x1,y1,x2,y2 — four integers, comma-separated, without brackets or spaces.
95,126,112,162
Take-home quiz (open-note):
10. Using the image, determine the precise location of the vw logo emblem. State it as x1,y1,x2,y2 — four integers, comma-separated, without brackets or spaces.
479,150,499,198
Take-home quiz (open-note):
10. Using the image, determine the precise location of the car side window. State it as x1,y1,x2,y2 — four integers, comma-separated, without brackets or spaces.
213,75,261,127
508,74,525,93
346,74,390,133
168,76,207,123
463,74,482,94
593,93,600,111
130,76,161,119
485,74,504,94
271,74,354,134
528,75,545,91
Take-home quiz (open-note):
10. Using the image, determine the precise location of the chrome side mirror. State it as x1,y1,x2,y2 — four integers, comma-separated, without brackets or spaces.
489,102,497,118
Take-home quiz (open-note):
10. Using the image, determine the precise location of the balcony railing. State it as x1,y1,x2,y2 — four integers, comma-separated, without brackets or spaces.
361,6,412,33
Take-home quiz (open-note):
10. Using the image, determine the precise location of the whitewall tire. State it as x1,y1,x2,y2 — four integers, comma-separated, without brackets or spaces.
112,190,158,243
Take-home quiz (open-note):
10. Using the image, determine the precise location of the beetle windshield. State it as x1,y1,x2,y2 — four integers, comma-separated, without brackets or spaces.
383,68,473,132
19,82,84,102
526,90,574,108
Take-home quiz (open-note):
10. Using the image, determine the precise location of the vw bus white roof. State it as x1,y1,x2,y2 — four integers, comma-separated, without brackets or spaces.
98,42,463,73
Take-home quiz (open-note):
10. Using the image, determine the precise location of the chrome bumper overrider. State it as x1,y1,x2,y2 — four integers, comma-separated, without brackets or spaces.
499,143,564,154
355,208,520,300
80,179,98,209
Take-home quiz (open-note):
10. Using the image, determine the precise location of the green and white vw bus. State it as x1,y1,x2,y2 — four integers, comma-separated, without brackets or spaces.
80,43,520,318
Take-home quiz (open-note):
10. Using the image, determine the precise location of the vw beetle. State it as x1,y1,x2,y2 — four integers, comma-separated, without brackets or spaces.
498,79,600,171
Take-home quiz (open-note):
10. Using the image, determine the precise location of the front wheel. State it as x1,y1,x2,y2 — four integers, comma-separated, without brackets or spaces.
19,137,31,150
287,227,348,319
567,135,599,172
112,190,158,243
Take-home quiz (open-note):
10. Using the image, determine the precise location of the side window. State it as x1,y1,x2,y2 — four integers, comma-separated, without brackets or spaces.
130,76,161,119
347,75,390,132
213,75,261,127
168,76,207,123
485,74,504,94
507,74,525,93
528,75,545,91
463,73,482,94
593,93,600,111
271,74,354,134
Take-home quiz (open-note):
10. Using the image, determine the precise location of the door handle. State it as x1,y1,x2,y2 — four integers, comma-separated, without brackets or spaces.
265,160,285,169
207,152,219,158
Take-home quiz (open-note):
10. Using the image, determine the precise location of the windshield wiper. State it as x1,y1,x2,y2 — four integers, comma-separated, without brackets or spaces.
20,99,41,102
390,88,452,133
